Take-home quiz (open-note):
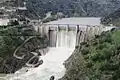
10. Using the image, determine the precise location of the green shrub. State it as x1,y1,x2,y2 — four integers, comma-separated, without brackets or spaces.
92,41,98,46
90,53,103,61
86,61,93,68
81,48,89,55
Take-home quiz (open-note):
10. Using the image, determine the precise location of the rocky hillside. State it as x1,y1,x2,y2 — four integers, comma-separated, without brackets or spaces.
26,0,120,18
0,24,48,74
60,29,120,80
2,0,120,20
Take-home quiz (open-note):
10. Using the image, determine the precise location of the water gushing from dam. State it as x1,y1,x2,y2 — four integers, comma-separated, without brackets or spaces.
3,24,111,80
3,25,79,80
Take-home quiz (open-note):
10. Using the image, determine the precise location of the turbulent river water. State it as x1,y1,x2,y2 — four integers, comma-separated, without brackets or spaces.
3,27,77,80
4,47,74,80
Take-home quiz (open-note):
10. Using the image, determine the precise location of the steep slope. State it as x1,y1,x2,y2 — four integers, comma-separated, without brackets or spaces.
60,29,120,80
26,0,120,18
1,0,120,20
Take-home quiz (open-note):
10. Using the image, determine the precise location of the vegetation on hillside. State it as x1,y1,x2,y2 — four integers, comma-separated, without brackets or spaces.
2,0,120,20
26,0,120,19
0,24,48,73
83,29,120,80
0,25,35,58
60,29,120,80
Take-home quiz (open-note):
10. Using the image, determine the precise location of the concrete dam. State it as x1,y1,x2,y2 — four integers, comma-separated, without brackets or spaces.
36,24,110,48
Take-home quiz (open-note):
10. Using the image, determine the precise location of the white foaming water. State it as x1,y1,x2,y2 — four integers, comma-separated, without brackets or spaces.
0,19,9,26
56,30,77,48
4,27,77,80
4,47,74,80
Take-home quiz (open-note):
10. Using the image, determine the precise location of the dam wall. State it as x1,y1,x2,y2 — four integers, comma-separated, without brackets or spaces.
34,24,113,48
